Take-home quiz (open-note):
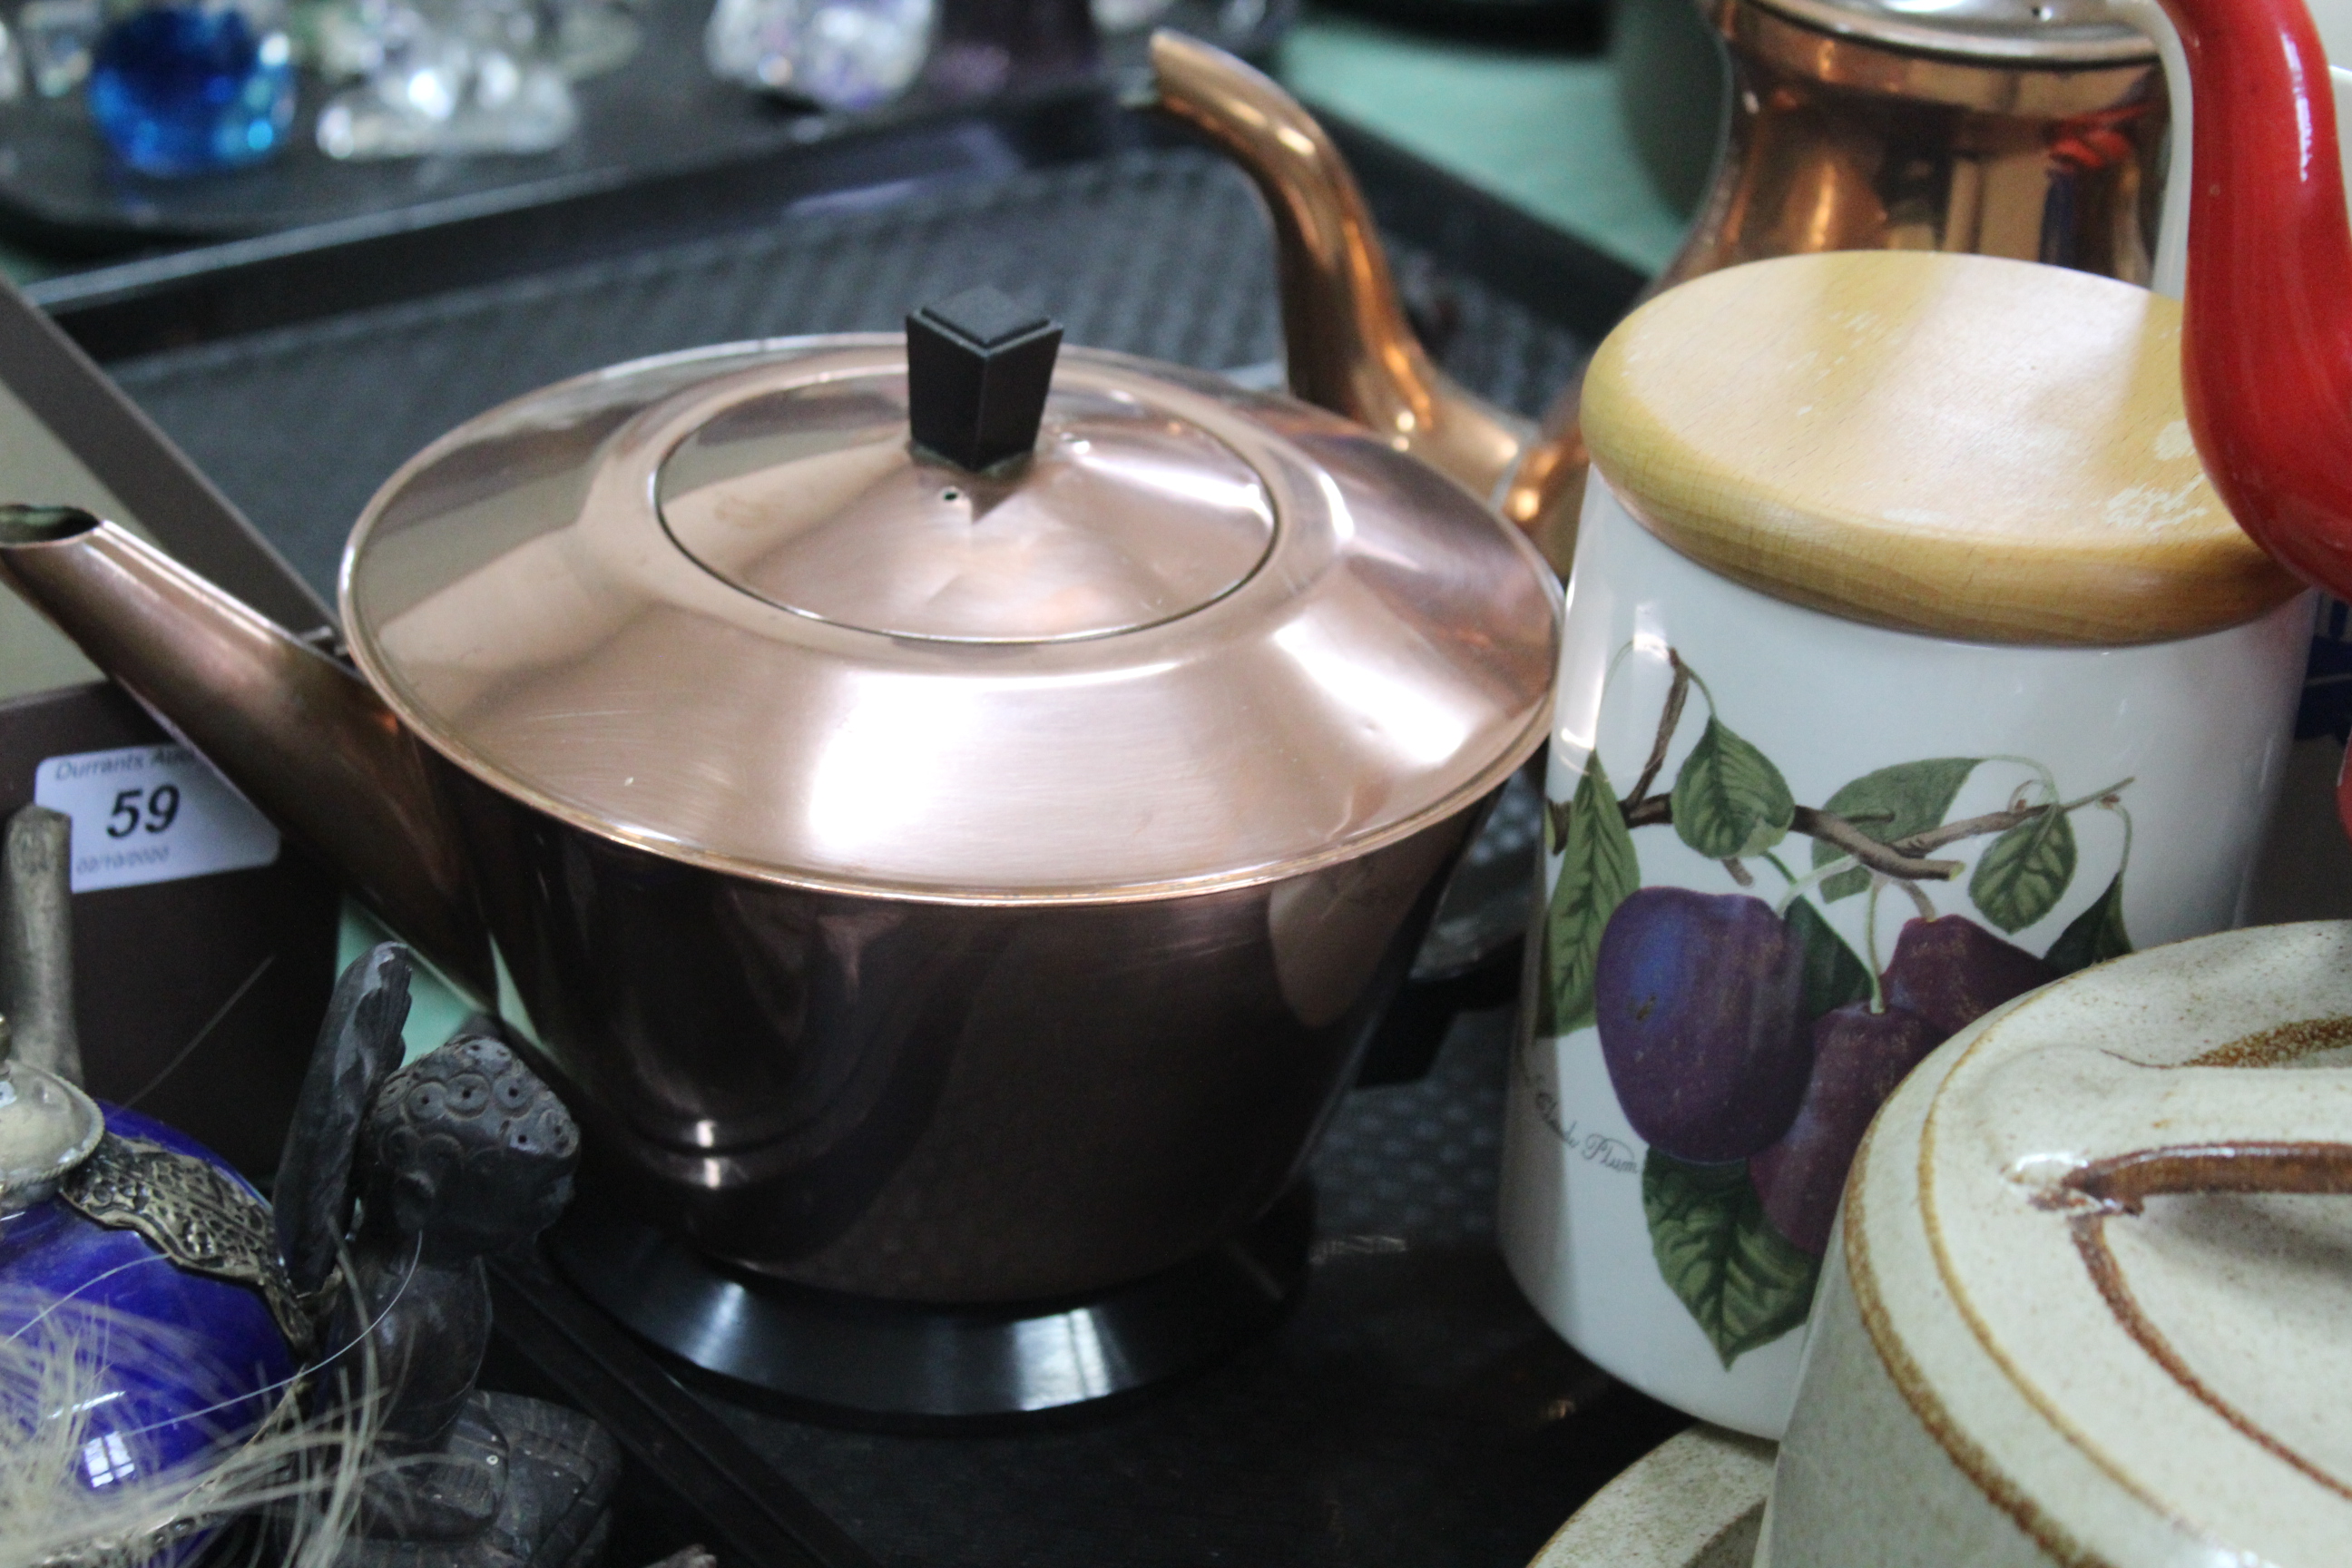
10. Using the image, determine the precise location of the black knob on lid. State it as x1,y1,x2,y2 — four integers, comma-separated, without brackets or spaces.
906,287,1063,473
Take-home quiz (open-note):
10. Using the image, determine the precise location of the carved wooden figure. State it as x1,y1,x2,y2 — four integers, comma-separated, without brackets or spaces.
279,943,619,1568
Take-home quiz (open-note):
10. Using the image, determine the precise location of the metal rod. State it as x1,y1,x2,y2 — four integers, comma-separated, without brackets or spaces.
1,804,80,1087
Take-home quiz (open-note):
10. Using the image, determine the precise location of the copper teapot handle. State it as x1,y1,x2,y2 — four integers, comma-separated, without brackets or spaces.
1148,32,1532,507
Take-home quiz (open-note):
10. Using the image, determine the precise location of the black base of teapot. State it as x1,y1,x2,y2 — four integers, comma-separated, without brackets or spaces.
547,1182,1313,1426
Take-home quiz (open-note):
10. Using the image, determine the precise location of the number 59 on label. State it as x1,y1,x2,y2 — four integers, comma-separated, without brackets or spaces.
34,744,279,893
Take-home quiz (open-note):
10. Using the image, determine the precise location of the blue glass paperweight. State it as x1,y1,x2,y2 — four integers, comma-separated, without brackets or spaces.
86,3,294,176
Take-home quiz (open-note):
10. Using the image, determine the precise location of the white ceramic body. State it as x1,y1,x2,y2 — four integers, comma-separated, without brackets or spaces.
1500,475,2311,1437
1760,922,2352,1566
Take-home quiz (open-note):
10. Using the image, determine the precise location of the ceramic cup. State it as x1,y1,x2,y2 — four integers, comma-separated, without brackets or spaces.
1500,476,2308,1438
1759,920,2352,1564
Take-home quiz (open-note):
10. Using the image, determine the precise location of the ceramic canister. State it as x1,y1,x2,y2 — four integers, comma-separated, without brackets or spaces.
1498,247,2312,1437
1761,921,2352,1566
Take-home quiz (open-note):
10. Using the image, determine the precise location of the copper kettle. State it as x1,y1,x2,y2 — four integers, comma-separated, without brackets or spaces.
1148,22,2167,571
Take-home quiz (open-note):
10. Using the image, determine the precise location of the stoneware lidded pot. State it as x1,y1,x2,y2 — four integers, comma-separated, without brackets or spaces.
1499,246,2312,1437
1765,920,2352,1565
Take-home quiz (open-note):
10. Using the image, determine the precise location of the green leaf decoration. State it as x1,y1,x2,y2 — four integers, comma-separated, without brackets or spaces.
1786,898,1871,1021
1970,807,2078,934
1535,758,1642,1036
1811,758,1982,902
1642,1150,1821,1367
2043,872,2132,975
1670,717,1795,860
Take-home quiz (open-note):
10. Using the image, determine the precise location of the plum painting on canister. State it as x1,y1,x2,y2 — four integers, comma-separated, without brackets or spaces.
1499,248,2318,1438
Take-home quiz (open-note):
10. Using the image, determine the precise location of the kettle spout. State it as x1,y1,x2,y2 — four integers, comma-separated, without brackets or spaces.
1150,32,1534,506
0,506,491,998
2146,0,2352,602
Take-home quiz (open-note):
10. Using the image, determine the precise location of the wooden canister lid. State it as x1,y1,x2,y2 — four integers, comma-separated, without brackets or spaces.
1579,250,2303,644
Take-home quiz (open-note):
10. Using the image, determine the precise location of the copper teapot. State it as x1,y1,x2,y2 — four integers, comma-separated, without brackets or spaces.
0,279,1557,1339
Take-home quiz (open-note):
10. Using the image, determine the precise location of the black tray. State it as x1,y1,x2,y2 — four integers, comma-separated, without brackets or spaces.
0,0,1291,255
33,96,1670,1566
34,98,1642,597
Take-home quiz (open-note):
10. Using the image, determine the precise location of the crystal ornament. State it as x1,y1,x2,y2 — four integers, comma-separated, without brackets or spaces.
304,0,634,83
300,0,402,81
1089,0,1171,33
314,0,575,158
704,0,931,111
551,0,635,78
85,2,294,175
0,18,23,99
21,0,100,95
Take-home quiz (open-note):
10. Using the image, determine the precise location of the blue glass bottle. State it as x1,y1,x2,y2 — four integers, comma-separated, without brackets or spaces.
0,1095,299,1563
0,1103,295,1472
86,1,294,175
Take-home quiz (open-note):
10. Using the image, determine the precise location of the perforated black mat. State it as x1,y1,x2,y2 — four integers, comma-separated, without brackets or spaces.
109,146,1589,602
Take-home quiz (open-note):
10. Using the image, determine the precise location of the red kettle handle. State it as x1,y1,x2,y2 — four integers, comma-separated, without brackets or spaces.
2156,0,2352,834
2161,0,2352,597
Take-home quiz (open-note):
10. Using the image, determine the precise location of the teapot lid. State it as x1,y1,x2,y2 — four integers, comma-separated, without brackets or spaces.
653,295,1278,645
339,304,1558,901
1579,250,2301,645
1841,922,2352,1561
1744,0,2155,64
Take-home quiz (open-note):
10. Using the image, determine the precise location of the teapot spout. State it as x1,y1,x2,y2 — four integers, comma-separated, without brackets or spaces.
1150,32,1534,506
0,507,491,997
2146,0,2352,601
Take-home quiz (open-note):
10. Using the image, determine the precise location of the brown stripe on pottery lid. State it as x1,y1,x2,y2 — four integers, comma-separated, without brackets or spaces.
1578,250,2303,645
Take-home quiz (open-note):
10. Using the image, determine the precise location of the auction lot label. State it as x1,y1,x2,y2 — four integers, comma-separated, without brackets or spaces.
34,743,280,892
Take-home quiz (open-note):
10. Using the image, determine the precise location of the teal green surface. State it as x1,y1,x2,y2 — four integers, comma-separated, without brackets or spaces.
1278,12,1690,274
2,249,53,287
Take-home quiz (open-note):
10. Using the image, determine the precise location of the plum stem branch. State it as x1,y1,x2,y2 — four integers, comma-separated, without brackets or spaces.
1623,795,1671,829
1772,853,1857,917
1788,806,1965,881
1888,776,2135,856
1618,775,2137,885
2106,795,2135,871
1624,655,1691,809
1864,877,1886,1011
1622,793,1964,878
1596,665,2135,897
